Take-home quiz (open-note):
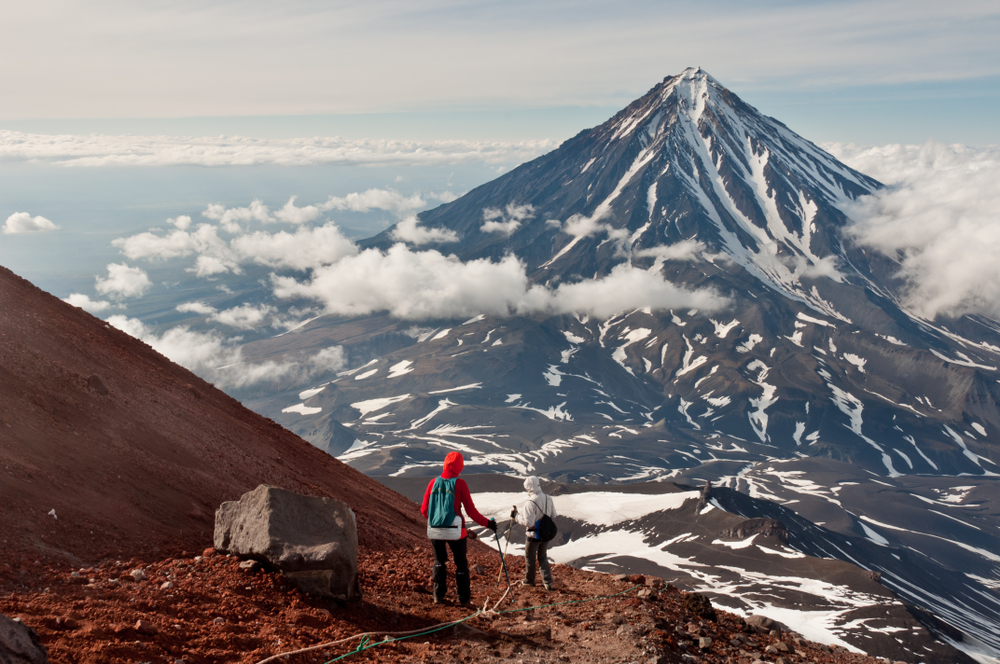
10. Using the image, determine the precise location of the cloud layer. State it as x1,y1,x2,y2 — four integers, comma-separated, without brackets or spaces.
271,244,727,320
0,131,555,168
830,142,1000,319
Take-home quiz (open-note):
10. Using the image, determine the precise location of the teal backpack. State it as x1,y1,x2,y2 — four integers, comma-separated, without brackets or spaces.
427,477,458,528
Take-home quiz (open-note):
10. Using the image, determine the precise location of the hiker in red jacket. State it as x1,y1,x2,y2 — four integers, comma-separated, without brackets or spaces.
420,451,496,606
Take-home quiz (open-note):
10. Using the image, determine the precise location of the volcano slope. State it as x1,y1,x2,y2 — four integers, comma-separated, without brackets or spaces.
0,263,426,569
214,70,1000,659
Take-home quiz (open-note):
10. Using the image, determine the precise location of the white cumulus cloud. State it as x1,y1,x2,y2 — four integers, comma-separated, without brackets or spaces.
202,199,272,232
209,304,276,330
271,243,726,320
830,141,1000,319
3,212,59,234
95,263,152,299
63,293,114,313
231,223,358,271
390,215,459,245
274,196,322,224
481,203,534,235
320,188,426,215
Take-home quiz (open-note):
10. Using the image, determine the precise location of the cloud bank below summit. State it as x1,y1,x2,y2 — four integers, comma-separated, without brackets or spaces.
103,194,727,321
59,142,1000,388
86,187,724,386
829,142,1000,320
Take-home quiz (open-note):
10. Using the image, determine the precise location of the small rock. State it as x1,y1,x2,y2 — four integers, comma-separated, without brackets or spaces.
637,589,652,599
471,564,486,576
698,637,712,649
202,548,216,558
730,638,742,647
134,619,158,635
765,646,779,655
160,581,174,591
775,641,793,653
130,569,146,582
53,616,78,631
613,574,630,582
238,560,260,573
213,617,225,624
683,592,717,621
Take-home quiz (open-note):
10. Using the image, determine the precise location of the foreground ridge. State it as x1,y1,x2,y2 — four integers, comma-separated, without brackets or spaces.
0,547,939,664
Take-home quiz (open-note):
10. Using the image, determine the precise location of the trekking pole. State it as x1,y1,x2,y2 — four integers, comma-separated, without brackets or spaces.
493,528,514,600
497,505,517,586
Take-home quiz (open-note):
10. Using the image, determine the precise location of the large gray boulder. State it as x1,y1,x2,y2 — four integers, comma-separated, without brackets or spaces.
214,484,360,600
0,614,48,664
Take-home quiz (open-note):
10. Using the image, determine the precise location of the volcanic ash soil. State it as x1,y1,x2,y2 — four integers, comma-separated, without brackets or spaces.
1,545,900,664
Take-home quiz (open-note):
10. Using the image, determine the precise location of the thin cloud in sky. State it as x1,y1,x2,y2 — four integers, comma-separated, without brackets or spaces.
0,131,556,168
106,314,347,388
0,1,997,120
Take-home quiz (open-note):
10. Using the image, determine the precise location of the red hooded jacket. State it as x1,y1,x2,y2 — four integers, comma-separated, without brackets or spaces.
420,451,490,538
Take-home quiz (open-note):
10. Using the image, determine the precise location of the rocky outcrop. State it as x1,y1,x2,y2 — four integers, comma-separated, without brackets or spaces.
214,484,360,600
0,614,48,664
746,614,790,633
720,518,790,545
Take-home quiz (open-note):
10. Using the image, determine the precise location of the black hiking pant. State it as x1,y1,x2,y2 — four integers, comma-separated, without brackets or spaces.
432,537,470,603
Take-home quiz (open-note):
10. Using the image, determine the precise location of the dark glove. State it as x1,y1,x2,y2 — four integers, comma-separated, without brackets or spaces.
487,518,498,532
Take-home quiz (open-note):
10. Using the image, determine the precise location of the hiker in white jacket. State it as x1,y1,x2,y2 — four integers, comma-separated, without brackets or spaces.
516,475,558,590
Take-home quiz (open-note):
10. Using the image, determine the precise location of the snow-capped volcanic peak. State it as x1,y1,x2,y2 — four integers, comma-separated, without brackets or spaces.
568,67,882,313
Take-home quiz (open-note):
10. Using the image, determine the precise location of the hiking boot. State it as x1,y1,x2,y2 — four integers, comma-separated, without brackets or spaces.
543,583,553,591
520,579,535,587
433,596,444,604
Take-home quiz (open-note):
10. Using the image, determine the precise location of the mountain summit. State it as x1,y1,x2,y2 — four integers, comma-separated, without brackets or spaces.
396,67,881,314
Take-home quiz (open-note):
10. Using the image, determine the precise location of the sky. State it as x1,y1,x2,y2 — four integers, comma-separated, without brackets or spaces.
1,0,998,145
2,0,1000,387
